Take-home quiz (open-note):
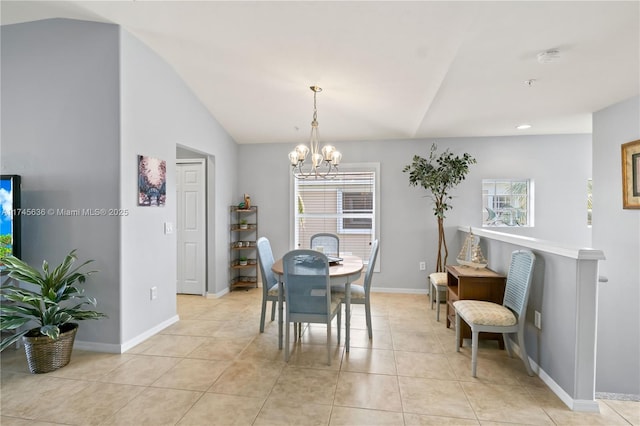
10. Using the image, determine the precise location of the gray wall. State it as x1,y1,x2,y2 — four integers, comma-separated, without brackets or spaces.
593,95,640,396
1,19,239,350
119,28,239,342
238,134,592,292
1,19,121,345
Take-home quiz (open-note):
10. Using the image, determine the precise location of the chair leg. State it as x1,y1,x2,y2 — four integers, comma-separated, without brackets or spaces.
326,322,332,366
337,308,342,344
455,312,461,352
517,330,534,376
471,329,479,377
285,320,290,362
429,281,434,309
503,333,513,357
435,287,441,322
365,301,373,339
270,300,276,321
260,299,267,333
278,294,284,350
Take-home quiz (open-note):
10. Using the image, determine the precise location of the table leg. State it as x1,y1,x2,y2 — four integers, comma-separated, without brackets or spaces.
345,280,351,352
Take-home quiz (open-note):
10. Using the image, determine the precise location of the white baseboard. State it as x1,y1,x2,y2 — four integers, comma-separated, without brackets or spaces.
119,314,180,353
508,339,600,413
208,287,229,298
77,315,180,354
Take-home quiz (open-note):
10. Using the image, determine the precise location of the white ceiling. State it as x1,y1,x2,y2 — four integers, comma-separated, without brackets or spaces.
2,1,639,145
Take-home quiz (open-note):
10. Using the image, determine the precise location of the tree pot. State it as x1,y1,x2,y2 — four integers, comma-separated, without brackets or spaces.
22,323,78,374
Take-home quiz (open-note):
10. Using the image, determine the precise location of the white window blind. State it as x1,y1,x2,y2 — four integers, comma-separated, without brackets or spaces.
293,165,379,268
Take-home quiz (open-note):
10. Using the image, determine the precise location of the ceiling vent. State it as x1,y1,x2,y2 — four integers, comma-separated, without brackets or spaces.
537,49,561,64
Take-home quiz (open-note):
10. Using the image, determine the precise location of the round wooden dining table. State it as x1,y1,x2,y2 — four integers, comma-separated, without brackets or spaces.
271,254,363,352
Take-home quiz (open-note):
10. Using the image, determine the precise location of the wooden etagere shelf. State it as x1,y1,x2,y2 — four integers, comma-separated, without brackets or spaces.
229,206,258,290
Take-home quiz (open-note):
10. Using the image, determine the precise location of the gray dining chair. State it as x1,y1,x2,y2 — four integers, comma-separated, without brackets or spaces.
332,239,379,339
453,249,536,377
256,237,281,333
282,249,342,365
310,233,340,257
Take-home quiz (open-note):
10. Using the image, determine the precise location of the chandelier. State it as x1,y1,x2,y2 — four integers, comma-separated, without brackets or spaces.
288,86,342,179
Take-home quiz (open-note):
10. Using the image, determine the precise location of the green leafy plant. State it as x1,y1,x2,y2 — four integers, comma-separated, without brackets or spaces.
403,144,476,272
0,249,107,351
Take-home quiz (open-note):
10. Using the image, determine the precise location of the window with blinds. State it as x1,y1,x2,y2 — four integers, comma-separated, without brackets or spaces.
482,179,533,227
293,165,379,267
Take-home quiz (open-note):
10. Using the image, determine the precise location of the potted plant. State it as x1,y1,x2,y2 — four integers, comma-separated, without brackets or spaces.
403,143,476,272
238,256,248,266
239,219,248,229
0,249,107,373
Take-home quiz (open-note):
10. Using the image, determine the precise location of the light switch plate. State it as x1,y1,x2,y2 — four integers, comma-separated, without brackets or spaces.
164,222,174,234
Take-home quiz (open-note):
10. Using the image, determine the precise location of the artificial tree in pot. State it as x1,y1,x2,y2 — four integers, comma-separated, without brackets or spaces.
403,144,476,272
0,249,106,373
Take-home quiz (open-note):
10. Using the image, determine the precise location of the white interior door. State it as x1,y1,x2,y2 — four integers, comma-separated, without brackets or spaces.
176,160,206,295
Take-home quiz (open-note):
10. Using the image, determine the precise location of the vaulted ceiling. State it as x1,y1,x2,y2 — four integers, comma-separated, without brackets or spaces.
2,1,639,144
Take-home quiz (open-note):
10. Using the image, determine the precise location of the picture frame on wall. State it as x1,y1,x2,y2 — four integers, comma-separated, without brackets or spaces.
621,139,640,209
138,155,166,207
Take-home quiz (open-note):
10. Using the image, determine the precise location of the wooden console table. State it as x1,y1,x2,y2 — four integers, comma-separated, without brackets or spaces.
445,265,506,347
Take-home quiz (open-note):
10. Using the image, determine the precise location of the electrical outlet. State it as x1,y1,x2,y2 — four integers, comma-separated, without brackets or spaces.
534,311,542,329
150,286,158,300
419,261,426,271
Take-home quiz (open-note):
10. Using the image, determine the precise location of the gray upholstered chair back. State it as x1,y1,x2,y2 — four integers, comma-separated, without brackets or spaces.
283,250,331,320
310,233,340,257
257,237,277,293
363,239,380,294
503,250,536,320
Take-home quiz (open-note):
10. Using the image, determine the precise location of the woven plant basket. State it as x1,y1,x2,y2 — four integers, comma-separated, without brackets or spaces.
22,323,78,374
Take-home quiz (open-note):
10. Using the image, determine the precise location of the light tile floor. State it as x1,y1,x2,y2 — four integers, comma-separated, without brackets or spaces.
1,290,638,425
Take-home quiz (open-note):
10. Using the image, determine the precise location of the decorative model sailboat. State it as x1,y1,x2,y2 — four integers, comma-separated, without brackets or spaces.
457,228,488,269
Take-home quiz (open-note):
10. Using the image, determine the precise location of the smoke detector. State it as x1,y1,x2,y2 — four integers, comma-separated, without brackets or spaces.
537,49,561,64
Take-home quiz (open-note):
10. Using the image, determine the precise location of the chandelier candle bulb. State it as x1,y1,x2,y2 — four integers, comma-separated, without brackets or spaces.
322,145,335,160
289,151,299,166
331,151,342,165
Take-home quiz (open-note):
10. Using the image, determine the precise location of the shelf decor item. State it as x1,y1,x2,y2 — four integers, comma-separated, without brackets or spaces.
622,139,640,209
403,144,476,272
0,249,107,373
456,228,487,269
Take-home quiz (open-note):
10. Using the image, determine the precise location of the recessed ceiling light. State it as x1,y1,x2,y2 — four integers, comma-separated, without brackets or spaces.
516,124,532,130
